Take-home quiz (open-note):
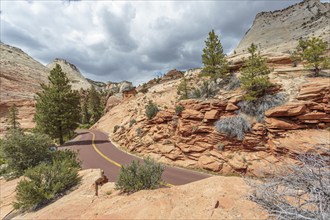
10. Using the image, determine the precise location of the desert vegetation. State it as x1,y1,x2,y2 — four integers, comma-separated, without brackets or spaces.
115,157,164,193
145,100,159,120
80,85,105,128
249,152,330,219
239,43,272,101
293,37,329,76
14,150,81,210
201,29,229,80
215,115,251,141
34,64,81,144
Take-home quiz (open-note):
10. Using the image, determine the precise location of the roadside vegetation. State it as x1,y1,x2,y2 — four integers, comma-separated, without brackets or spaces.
34,64,81,145
80,85,105,128
115,157,164,193
0,64,82,212
249,152,330,219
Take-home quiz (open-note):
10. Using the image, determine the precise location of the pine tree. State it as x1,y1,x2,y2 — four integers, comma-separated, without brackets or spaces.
295,37,329,76
177,77,190,100
81,99,90,125
34,64,80,145
239,43,272,101
202,29,229,80
87,85,102,124
8,104,20,130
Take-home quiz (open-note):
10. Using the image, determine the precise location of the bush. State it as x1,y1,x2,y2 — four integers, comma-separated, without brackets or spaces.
115,157,164,193
175,105,185,115
129,119,136,127
189,80,218,99
14,152,81,210
249,153,330,219
1,130,52,176
215,115,251,141
113,125,120,133
145,100,159,120
238,93,286,122
135,127,143,137
225,74,241,91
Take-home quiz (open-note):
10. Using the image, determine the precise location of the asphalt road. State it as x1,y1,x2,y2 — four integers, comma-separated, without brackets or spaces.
63,130,210,185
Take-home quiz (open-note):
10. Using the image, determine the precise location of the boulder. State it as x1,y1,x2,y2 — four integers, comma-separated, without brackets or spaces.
265,103,306,117
265,118,300,130
297,112,329,120
181,109,204,120
225,103,239,111
204,110,220,120
198,155,223,172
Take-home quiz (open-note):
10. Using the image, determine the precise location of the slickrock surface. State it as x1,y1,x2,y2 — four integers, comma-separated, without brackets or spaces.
235,0,330,54
0,169,266,219
47,58,92,90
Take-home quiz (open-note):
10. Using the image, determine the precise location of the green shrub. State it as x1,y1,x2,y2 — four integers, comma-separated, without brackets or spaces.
215,115,251,141
135,127,143,137
113,125,120,133
14,152,81,210
175,105,185,115
129,119,137,127
145,100,159,120
1,130,52,176
51,149,81,169
115,157,164,193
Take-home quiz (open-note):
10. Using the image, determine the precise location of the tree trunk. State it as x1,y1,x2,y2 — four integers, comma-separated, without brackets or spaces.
59,125,64,145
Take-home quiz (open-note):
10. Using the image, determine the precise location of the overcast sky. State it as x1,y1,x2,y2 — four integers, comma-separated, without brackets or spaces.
1,0,304,85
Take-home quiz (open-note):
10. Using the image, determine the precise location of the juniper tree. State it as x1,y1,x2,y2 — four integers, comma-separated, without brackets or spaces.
239,43,272,101
294,37,329,76
8,104,20,130
34,64,80,144
201,29,229,80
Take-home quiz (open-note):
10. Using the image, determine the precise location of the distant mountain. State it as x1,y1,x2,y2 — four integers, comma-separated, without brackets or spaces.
47,58,92,90
0,43,98,135
86,78,107,91
235,0,330,54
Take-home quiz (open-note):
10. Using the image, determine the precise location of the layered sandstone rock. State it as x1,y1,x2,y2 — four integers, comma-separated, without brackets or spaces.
235,0,330,54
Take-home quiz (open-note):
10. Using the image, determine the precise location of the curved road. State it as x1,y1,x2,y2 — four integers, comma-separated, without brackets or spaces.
64,130,210,185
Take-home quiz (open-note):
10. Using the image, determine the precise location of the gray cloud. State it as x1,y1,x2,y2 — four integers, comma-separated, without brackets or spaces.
0,0,303,85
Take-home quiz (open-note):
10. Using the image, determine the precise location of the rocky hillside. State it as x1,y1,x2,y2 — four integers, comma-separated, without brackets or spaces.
94,61,329,177
47,58,92,90
0,43,49,134
1,169,267,219
0,43,97,135
235,0,330,54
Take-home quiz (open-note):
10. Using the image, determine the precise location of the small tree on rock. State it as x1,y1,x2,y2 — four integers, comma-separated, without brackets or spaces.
294,37,329,76
8,104,20,130
239,43,272,101
35,64,80,144
202,29,229,80
177,77,190,100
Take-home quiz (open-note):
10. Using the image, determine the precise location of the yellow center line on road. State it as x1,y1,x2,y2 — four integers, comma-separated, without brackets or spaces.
89,131,174,187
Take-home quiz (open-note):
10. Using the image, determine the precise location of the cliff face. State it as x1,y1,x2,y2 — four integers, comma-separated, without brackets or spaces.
235,0,330,54
47,58,92,90
0,44,94,135
0,43,49,134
